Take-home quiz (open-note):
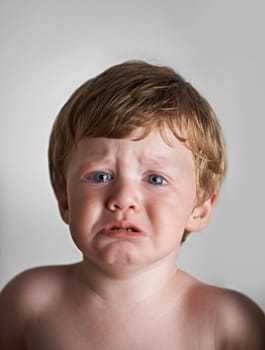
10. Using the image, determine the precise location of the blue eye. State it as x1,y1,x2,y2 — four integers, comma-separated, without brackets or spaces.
147,174,167,185
91,172,112,183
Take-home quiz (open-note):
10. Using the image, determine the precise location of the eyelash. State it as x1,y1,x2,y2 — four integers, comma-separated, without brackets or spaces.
86,171,168,186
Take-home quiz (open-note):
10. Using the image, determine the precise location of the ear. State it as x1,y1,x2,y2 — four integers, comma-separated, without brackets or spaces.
57,191,70,225
185,193,218,233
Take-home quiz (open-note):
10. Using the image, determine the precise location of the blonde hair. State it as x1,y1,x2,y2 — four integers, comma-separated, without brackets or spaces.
49,60,226,216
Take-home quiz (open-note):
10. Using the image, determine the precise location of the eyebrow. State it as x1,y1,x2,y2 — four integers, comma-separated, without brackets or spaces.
138,153,173,164
77,139,178,166
78,147,111,159
83,144,175,160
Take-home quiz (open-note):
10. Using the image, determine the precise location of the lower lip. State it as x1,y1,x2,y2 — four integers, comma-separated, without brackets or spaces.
102,229,143,239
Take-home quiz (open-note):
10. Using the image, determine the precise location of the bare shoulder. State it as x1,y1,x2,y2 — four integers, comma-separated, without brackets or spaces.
0,263,78,306
180,273,265,350
0,263,79,350
214,287,265,349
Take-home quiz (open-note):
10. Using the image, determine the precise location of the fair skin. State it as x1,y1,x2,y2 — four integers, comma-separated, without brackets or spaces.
0,129,265,350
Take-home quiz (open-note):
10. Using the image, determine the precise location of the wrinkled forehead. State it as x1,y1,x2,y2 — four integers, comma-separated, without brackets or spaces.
70,127,195,172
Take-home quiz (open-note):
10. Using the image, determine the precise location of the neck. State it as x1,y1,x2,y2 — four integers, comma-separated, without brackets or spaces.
76,254,180,307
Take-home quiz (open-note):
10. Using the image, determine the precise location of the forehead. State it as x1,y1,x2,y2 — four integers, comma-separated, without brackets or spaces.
71,128,195,169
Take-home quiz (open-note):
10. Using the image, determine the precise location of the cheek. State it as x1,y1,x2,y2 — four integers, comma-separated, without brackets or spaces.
67,187,101,227
161,184,195,211
67,195,101,252
148,188,195,229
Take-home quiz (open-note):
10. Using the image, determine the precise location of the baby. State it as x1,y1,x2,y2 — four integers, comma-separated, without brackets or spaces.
1,60,265,349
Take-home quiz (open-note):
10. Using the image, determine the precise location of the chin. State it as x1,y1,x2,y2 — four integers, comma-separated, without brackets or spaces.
97,242,144,266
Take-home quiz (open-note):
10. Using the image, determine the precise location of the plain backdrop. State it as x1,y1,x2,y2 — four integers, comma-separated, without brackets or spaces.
0,0,264,310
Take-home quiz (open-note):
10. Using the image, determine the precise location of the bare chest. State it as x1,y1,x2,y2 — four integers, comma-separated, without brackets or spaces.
26,305,216,350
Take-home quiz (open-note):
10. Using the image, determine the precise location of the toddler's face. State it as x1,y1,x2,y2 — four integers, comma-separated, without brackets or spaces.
60,128,204,270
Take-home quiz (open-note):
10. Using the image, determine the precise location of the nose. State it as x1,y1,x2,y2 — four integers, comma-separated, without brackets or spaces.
105,179,141,212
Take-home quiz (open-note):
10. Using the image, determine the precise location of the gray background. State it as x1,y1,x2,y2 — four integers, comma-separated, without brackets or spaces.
1,0,264,310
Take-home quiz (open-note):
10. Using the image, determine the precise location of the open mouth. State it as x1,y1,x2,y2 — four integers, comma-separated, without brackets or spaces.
110,226,138,232
103,224,142,238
